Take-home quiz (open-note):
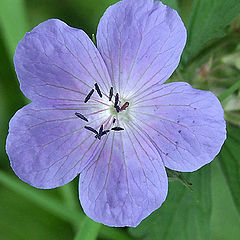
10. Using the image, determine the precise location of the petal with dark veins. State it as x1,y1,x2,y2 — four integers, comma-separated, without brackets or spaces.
97,0,186,97
79,125,168,227
130,82,226,172
14,19,111,106
6,103,107,188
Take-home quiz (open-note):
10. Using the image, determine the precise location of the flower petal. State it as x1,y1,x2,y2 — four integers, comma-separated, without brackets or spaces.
14,19,111,106
96,0,186,97
6,103,106,188
79,127,168,227
130,82,226,172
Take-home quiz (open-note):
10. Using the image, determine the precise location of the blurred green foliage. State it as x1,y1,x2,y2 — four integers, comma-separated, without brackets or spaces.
0,0,240,239
130,166,212,240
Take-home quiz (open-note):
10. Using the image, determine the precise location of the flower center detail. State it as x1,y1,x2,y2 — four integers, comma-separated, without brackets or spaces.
75,83,130,140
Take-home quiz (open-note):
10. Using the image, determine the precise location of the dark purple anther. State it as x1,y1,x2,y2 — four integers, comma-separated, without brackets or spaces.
75,112,88,122
114,93,119,107
84,126,98,134
101,130,110,136
84,89,94,103
120,102,129,111
115,106,120,113
94,83,102,98
99,124,103,135
111,127,124,131
95,125,108,140
109,87,113,101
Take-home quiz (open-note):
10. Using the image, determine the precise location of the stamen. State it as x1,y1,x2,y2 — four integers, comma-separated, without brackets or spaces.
84,89,94,103
94,83,102,98
114,93,119,107
85,108,109,117
95,135,100,139
95,125,106,140
95,129,110,140
99,124,103,135
109,87,113,101
84,126,98,134
120,102,129,111
113,118,116,124
75,112,88,122
104,115,112,128
115,106,120,113
111,127,124,131
102,130,110,135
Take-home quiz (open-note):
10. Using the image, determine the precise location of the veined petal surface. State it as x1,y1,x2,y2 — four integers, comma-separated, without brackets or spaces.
79,125,168,227
7,0,226,228
130,82,226,172
14,19,111,106
96,0,186,97
6,103,109,188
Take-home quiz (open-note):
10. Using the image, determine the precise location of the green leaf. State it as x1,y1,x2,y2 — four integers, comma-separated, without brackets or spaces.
183,0,240,63
166,168,193,191
129,166,211,240
0,185,74,240
218,124,240,214
0,171,134,240
100,226,136,240
224,112,240,127
161,0,179,11
211,160,240,240
222,52,240,70
60,181,79,211
0,0,28,60
218,79,240,102
71,0,118,34
74,218,101,240
0,171,83,224
0,31,28,170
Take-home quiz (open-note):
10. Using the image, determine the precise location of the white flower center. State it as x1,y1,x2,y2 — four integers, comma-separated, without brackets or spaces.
76,84,133,139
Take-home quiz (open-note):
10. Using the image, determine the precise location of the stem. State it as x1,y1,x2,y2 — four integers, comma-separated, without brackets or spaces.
60,182,79,210
0,171,134,240
0,171,83,224
100,226,136,240
74,218,101,240
218,79,240,102
60,182,80,230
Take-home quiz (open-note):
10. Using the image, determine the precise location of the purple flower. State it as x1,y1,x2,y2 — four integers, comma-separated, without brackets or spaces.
6,0,226,227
